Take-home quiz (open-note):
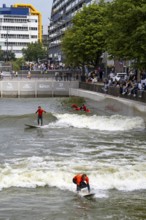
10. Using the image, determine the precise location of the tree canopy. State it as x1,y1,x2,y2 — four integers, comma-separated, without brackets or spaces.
106,0,146,68
61,2,107,70
61,0,146,71
0,49,15,61
12,57,25,71
22,42,46,62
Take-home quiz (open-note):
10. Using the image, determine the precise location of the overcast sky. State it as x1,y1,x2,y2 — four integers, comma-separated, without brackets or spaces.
3,0,54,33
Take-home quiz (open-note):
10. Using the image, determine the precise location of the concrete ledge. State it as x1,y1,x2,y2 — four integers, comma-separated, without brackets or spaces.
70,88,146,112
79,82,146,103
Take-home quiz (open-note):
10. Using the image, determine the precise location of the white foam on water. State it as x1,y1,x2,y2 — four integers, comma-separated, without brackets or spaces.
50,114,145,131
91,162,146,191
0,156,146,196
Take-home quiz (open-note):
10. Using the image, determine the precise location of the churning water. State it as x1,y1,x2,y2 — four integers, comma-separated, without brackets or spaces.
0,97,146,220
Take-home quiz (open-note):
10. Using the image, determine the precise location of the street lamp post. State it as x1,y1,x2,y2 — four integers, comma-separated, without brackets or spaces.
47,25,50,66
5,30,9,62
103,52,108,78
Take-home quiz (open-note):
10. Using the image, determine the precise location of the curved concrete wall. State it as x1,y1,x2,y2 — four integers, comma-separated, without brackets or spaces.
69,88,146,112
79,82,146,103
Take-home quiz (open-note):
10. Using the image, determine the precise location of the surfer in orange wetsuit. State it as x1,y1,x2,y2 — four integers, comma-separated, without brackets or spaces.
35,106,46,126
73,174,90,193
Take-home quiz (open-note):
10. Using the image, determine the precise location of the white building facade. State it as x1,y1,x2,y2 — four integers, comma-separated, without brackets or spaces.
0,4,39,58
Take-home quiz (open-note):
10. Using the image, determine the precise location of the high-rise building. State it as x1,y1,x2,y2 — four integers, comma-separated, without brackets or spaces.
49,0,110,63
49,0,95,63
0,4,42,58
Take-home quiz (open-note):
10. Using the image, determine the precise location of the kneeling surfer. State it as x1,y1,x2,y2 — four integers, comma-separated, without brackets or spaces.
73,173,90,193
80,104,87,111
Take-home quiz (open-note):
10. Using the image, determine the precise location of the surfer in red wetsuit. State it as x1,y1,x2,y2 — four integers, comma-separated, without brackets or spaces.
73,174,90,193
80,104,87,111
35,106,46,126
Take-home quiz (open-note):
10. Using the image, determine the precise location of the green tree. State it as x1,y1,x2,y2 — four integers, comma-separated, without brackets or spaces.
22,42,46,62
106,0,146,69
7,51,16,61
61,2,107,72
0,49,15,61
12,57,25,71
0,49,4,60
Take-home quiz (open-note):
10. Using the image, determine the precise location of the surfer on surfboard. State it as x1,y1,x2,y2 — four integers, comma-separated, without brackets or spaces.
72,173,90,193
35,106,46,126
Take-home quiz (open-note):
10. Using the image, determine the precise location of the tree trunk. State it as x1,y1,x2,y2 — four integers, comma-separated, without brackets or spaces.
81,64,86,82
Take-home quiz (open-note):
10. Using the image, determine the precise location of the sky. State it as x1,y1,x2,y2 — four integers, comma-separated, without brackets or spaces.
3,0,54,33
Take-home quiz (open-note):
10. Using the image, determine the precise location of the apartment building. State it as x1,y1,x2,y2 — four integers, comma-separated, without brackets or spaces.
49,0,95,62
49,0,111,63
0,4,42,58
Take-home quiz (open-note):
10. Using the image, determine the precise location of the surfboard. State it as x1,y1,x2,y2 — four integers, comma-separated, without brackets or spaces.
25,124,41,128
83,193,95,198
78,192,95,198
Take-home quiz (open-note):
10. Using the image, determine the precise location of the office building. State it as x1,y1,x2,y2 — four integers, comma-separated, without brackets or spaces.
0,4,42,58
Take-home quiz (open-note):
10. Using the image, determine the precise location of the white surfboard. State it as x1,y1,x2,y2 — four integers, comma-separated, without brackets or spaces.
83,193,95,198
78,191,95,198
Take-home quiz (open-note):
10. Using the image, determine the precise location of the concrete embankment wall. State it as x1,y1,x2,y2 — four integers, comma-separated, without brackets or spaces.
0,80,79,98
79,82,146,103
69,88,146,112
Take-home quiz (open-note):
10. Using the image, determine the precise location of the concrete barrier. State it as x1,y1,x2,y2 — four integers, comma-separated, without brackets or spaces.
79,82,146,103
0,80,79,98
69,88,146,112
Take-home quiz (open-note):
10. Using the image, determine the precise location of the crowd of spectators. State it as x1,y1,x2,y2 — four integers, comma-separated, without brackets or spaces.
22,62,73,73
102,70,146,98
20,62,81,81
3,60,146,99
84,67,146,98
85,67,104,83
22,62,61,72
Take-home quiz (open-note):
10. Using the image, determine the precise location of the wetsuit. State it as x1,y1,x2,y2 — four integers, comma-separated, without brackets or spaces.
36,108,46,126
80,105,87,111
73,174,90,192
83,105,87,111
